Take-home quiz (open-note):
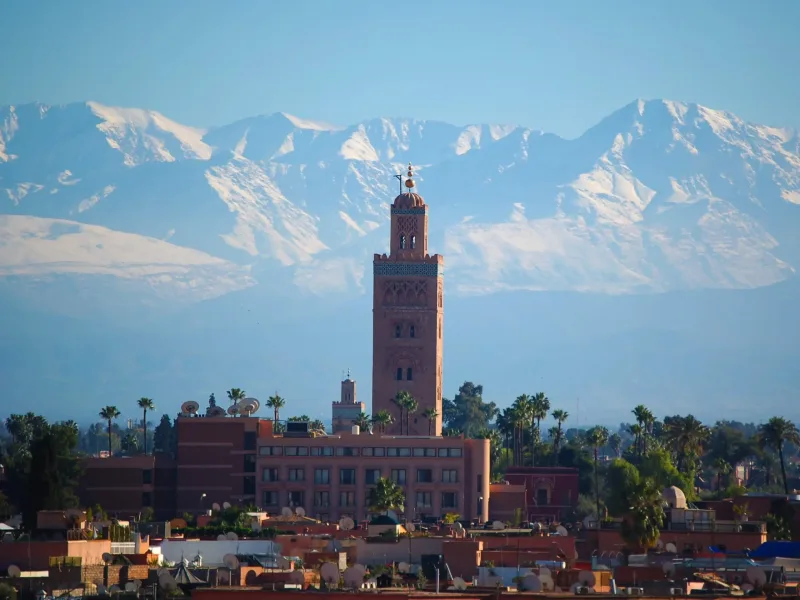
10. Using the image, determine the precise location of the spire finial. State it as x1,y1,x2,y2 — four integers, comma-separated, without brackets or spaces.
405,162,415,190
347,367,351,379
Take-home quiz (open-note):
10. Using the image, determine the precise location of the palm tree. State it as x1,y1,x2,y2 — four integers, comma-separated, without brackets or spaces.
355,412,371,431
405,397,418,435
531,393,550,466
663,415,709,480
136,397,155,455
758,417,800,494
586,426,609,519
620,478,665,551
609,433,623,458
513,395,534,466
266,393,286,425
99,405,120,457
367,477,405,516
394,391,414,435
422,407,439,436
551,409,569,465
712,457,732,492
227,388,246,408
632,405,655,455
372,410,393,434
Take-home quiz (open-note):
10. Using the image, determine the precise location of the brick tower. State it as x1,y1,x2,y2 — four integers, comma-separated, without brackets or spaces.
372,164,443,436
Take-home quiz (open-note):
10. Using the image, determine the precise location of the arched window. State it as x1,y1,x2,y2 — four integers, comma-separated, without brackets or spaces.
399,234,406,249
394,325,402,338
410,235,416,249
396,367,403,381
406,368,413,381
409,325,415,338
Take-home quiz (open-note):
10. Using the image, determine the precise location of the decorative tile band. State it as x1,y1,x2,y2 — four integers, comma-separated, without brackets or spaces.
374,262,443,278
391,208,426,215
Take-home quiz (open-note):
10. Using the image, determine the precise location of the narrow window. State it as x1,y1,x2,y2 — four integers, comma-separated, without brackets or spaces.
395,325,401,338
400,234,406,249
410,235,416,249
407,368,413,381
409,325,415,338
396,367,403,381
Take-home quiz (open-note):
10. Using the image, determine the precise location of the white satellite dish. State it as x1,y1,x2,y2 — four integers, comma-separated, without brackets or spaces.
223,501,231,509
521,574,542,592
281,507,293,518
109,585,120,594
212,502,221,511
665,542,677,553
7,565,20,578
181,401,200,416
223,554,240,570
556,525,569,537
746,567,767,586
239,398,261,416
540,575,554,591
226,531,238,540
352,564,367,579
454,522,464,534
492,520,505,530
132,580,142,590
339,516,355,531
160,578,177,592
656,539,664,550
217,534,226,541
125,583,137,593
578,571,596,587
453,577,467,591
344,566,364,588
289,570,305,585
406,521,416,532
320,562,339,586
398,562,411,574
295,506,306,517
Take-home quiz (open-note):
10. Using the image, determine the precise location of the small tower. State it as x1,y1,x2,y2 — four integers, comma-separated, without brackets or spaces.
331,371,366,434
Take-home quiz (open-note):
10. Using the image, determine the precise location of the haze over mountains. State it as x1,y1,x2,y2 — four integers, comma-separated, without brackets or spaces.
1,99,798,424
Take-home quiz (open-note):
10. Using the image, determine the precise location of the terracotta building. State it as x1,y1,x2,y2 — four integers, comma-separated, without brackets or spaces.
503,467,580,522
372,164,444,436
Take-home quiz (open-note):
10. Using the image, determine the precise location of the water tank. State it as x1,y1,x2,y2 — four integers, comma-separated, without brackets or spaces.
352,425,360,435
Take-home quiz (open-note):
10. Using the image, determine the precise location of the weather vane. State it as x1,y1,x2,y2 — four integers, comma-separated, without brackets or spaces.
393,172,403,195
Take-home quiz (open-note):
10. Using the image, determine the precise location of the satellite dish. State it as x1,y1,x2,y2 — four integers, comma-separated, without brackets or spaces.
289,570,305,585
663,562,676,576
102,552,113,564
746,567,767,587
344,566,364,588
223,501,231,509
208,406,226,417
406,521,416,532
295,507,306,517
454,522,464,533
570,582,584,594
223,554,240,570
281,507,293,518
109,585,120,594
656,539,664,550
578,571,596,587
741,583,754,593
665,542,677,553
398,562,411,574
132,580,141,590
539,567,551,579
225,531,238,540
453,577,467,591
217,534,226,541
556,525,569,537
320,562,339,586
540,574,554,591
96,585,107,596
7,565,20,578
277,556,291,569
339,516,355,531
160,578,177,592
125,583,137,593
492,520,505,530
212,502,221,511
227,405,239,416
521,574,542,592
239,398,261,416
181,401,200,416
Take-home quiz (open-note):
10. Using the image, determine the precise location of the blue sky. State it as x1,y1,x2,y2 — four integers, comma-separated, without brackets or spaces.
2,0,798,138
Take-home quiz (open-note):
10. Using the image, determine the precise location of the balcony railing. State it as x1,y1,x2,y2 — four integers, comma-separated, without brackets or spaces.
592,520,766,534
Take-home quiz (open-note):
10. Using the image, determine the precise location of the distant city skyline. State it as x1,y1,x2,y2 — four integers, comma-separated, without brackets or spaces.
2,0,799,138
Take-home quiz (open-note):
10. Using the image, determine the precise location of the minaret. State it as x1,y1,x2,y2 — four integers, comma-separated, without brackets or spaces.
331,370,365,434
371,164,444,436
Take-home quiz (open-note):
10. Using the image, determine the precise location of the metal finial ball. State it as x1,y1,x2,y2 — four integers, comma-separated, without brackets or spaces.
405,178,415,188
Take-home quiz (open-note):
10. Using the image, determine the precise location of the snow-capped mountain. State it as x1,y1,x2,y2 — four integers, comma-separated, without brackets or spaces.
2,99,798,302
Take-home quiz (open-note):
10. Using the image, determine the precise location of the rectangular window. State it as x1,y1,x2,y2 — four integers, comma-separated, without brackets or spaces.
243,454,256,473
243,476,255,495
374,447,385,457
314,491,330,507
391,469,406,485
262,468,279,482
339,491,356,507
363,447,373,457
537,488,549,506
438,448,462,458
244,432,256,451
335,447,359,457
142,470,153,485
311,446,333,456
365,469,381,485
314,468,330,484
388,447,411,457
141,492,152,507
288,468,305,482
442,492,458,509
416,491,432,508
260,446,283,456
340,469,356,485
288,491,304,506
396,368,403,381
410,325,415,338
413,448,425,457
406,368,413,381
442,469,458,484
262,491,278,506
417,469,433,483
477,474,483,493
425,448,436,457
395,325,401,338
